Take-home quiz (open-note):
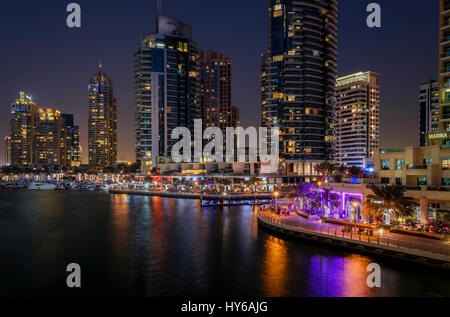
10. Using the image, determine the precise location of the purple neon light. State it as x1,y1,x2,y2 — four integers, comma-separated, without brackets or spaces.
318,190,363,216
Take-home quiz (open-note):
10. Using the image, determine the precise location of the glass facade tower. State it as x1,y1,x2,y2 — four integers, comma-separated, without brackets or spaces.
261,0,338,174
418,80,440,146
62,114,81,167
35,108,65,166
88,66,117,167
199,50,232,131
335,72,380,168
9,92,38,166
135,15,200,168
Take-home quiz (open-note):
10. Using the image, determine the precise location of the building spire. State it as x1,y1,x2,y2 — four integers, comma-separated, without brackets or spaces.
157,0,162,17
155,0,162,33
98,60,102,70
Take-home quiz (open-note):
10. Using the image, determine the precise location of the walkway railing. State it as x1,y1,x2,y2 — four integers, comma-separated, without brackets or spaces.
257,212,450,259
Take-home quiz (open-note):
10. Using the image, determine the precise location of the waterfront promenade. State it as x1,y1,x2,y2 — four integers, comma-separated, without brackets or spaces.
110,187,450,268
257,210,450,269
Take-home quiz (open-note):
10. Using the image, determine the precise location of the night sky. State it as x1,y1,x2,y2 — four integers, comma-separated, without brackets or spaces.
0,0,439,164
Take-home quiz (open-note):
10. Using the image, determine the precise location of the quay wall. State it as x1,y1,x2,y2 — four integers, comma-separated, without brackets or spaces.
257,212,450,270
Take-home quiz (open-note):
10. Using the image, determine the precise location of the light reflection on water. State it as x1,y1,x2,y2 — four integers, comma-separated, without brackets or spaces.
261,237,289,297
0,191,449,297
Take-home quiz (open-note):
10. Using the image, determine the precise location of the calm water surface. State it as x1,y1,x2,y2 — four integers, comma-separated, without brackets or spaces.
0,191,449,297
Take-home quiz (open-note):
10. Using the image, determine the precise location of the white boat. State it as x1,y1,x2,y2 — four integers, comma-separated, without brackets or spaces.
28,183,57,191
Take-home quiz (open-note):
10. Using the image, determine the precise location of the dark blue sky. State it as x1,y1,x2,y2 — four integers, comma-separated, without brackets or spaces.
0,0,439,164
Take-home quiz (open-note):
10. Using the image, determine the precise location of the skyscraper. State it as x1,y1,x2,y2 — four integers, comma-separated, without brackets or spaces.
439,0,450,144
4,136,10,166
418,80,439,146
335,72,380,168
9,92,79,168
261,0,338,176
35,108,65,166
231,106,240,128
135,9,200,168
62,114,81,167
200,50,232,131
9,92,38,166
88,64,117,167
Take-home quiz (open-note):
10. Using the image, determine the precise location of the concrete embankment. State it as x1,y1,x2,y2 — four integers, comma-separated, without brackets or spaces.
257,212,450,270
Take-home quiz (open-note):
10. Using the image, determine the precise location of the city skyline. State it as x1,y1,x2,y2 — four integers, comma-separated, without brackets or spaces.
0,0,440,165
0,1,449,300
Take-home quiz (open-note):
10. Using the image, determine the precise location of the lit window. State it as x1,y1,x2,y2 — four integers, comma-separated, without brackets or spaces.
272,92,284,99
273,55,283,62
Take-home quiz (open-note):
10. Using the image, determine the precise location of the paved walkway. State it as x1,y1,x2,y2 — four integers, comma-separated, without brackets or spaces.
259,211,450,256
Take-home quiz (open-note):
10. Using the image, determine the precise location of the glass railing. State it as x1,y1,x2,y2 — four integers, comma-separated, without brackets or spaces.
380,148,405,153
407,164,428,170
405,186,421,191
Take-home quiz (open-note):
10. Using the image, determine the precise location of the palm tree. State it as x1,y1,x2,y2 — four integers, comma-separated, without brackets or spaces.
287,182,319,213
364,185,416,224
321,188,340,217
347,166,363,178
314,161,338,180
332,165,347,183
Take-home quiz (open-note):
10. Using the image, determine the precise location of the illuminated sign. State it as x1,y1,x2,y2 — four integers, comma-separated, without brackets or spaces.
428,131,449,140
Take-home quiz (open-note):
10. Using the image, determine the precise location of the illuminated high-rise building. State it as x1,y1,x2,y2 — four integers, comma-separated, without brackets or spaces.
35,108,65,166
438,0,450,144
418,80,440,146
62,114,81,167
335,72,380,168
9,92,38,166
4,136,10,166
261,0,338,176
88,64,117,167
135,5,200,168
200,50,232,131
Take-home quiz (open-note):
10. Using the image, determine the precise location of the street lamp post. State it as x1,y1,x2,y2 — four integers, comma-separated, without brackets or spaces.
274,191,279,212
352,201,359,223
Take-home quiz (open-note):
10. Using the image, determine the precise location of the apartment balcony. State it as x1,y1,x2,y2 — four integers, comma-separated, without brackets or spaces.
440,37,450,46
441,5,450,15
440,94,450,105
441,21,450,31
439,68,450,76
